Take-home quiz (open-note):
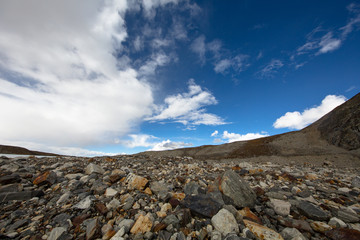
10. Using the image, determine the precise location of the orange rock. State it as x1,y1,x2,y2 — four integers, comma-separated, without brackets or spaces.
144,187,153,195
244,219,284,240
102,229,116,240
239,207,262,225
305,173,318,180
105,157,116,162
33,171,57,186
231,166,242,171
130,215,152,234
126,173,148,191
172,192,186,200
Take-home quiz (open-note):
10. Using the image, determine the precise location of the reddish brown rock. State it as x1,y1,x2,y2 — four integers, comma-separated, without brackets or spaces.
33,171,57,186
325,228,360,240
126,173,148,191
238,207,263,225
153,223,167,232
244,219,284,240
95,202,108,215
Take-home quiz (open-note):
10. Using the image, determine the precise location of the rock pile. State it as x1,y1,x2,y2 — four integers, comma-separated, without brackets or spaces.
0,155,360,240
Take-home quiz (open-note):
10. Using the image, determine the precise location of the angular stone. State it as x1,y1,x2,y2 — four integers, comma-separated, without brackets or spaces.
153,223,167,232
280,227,306,240
106,199,120,210
130,215,152,234
73,196,93,209
118,219,135,232
0,174,21,185
126,173,148,191
85,163,104,175
325,228,360,240
57,192,71,205
211,208,239,235
181,194,222,218
351,176,360,188
335,208,360,223
328,217,347,228
238,207,262,225
269,199,291,217
110,227,125,240
86,218,99,240
184,182,200,195
244,219,284,240
163,215,180,228
33,171,57,186
95,202,108,215
0,183,22,193
297,201,330,221
105,188,118,197
0,190,44,202
278,217,313,233
310,221,332,233
48,227,67,240
150,181,173,195
220,170,256,208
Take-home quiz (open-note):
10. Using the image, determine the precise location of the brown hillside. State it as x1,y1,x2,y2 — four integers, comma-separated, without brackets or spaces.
0,145,58,156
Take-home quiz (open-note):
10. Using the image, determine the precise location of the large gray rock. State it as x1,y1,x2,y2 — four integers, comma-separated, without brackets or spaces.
280,227,307,240
211,208,239,236
335,208,360,223
352,176,360,188
181,194,222,218
150,181,173,195
85,163,104,175
220,170,256,208
0,190,44,202
297,201,330,221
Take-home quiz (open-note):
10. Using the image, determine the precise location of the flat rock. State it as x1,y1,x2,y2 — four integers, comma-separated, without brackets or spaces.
220,170,256,208
280,227,306,240
325,228,360,240
105,188,118,197
0,174,21,185
126,173,148,191
328,217,347,228
130,215,152,234
86,218,99,240
85,163,104,175
181,194,222,218
211,208,239,235
335,208,360,223
310,221,332,233
48,227,67,240
244,219,284,240
73,196,93,209
297,201,330,221
33,171,57,186
0,190,44,202
269,199,291,217
150,181,173,195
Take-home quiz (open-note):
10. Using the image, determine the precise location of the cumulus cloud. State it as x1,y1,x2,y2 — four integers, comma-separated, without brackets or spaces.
0,1,181,151
273,95,347,130
221,131,269,143
124,134,192,151
147,80,225,126
211,130,219,137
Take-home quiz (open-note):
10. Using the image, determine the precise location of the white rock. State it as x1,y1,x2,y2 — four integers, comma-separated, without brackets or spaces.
85,163,105,175
211,208,239,235
73,196,93,209
270,198,291,216
56,192,70,205
328,217,347,228
105,188,118,197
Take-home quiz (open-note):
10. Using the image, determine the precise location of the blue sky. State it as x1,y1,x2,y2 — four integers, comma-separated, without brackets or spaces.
0,1,359,156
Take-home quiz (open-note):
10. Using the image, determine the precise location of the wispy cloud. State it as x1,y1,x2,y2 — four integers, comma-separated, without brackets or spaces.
147,79,225,126
214,54,249,74
257,59,284,78
190,35,206,64
273,95,346,130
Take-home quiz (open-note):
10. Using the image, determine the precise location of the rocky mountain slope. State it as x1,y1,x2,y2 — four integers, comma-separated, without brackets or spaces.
0,145,58,156
139,93,360,165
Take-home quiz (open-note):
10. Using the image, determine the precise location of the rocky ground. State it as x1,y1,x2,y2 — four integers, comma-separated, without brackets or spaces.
1,155,360,240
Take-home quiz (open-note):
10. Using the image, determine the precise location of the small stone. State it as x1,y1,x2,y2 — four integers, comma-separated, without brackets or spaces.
184,182,200,195
269,199,291,217
126,173,148,191
144,187,152,195
57,192,71,205
48,227,66,240
297,201,330,221
244,219,284,240
328,217,347,228
211,208,239,236
106,199,120,210
150,181,173,195
211,231,222,240
118,219,135,232
85,163,104,175
351,176,360,188
153,223,167,232
310,221,332,233
163,215,180,228
73,196,93,209
238,207,262,225
130,215,152,234
110,227,125,240
280,227,307,240
325,228,360,240
95,202,108,215
105,188,118,197
305,173,317,180
220,170,256,208
86,218,99,240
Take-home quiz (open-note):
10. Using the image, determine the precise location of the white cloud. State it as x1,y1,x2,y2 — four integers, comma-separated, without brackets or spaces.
124,134,192,151
341,3,360,38
139,52,172,76
150,140,192,151
141,0,181,19
257,59,284,78
0,1,158,149
317,32,341,54
221,131,269,143
190,35,206,64
211,130,219,137
214,59,232,73
147,80,225,126
273,95,347,130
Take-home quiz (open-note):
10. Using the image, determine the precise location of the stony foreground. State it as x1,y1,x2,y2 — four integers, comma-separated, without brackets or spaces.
0,155,360,240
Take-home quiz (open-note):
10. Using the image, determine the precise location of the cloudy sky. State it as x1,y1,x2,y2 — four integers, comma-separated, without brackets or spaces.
0,0,359,156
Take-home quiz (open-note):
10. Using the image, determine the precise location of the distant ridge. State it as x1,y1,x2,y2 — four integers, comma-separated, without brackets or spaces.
137,92,360,162
0,144,59,156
